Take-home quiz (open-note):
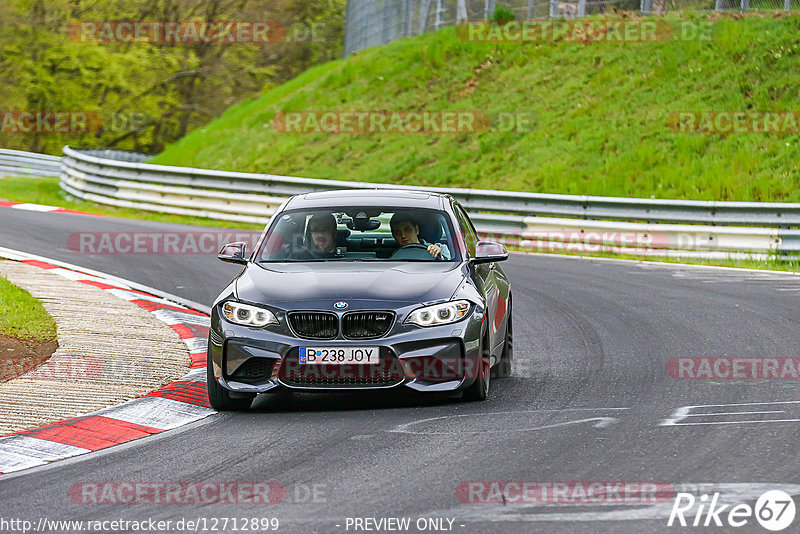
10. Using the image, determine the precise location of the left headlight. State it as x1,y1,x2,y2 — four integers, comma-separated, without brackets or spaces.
405,300,471,327
222,301,278,327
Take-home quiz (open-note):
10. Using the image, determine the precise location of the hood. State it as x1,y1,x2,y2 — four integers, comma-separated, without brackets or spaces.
236,261,466,308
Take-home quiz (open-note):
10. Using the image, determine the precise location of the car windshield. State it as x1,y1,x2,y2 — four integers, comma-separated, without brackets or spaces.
256,207,460,263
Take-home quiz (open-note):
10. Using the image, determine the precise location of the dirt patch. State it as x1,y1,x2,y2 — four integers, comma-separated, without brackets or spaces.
451,59,493,102
0,336,58,382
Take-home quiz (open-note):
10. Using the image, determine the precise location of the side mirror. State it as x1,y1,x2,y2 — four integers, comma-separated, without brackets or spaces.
471,241,509,264
218,242,248,264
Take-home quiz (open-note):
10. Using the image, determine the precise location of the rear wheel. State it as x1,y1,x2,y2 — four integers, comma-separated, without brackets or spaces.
492,298,513,379
207,344,255,411
463,333,490,402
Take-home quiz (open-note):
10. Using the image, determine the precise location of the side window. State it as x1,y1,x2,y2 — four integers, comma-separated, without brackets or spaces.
454,204,478,257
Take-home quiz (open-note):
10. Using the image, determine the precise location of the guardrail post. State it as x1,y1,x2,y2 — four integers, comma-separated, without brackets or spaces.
777,229,800,260
740,0,749,11
484,0,496,19
577,0,586,16
784,0,791,10
419,0,431,33
527,0,536,18
641,0,653,14
456,0,468,23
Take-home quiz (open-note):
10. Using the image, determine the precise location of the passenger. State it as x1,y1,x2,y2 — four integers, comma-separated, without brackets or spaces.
389,213,442,259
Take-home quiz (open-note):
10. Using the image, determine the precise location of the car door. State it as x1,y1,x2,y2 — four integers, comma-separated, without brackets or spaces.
453,203,504,359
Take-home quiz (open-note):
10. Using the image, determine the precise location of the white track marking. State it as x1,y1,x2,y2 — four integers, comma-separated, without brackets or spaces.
0,451,47,473
153,309,210,327
10,203,61,212
0,436,89,462
93,397,214,430
389,408,628,435
184,337,207,353
661,401,800,426
106,288,177,304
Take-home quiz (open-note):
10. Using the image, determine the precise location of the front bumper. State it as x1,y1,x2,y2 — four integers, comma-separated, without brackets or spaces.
208,307,484,393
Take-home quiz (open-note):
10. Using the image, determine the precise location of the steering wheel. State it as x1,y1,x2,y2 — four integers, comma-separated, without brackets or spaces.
391,243,435,260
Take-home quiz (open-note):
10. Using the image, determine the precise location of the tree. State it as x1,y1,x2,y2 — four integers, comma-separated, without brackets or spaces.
0,0,347,154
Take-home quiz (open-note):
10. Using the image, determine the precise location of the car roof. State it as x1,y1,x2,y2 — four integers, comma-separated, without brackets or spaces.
285,189,451,210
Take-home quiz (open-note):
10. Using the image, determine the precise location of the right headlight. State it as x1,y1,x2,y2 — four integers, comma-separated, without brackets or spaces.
404,300,471,327
222,301,278,327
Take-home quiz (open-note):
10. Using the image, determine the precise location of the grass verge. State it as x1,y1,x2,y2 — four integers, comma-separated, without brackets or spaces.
0,274,58,342
151,14,800,202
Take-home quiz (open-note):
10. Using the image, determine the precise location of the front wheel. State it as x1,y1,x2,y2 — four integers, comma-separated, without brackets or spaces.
206,345,255,411
463,335,490,402
492,298,513,379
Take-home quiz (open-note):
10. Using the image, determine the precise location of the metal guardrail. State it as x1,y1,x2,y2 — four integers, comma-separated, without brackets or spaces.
56,145,800,259
61,145,800,226
0,148,61,178
1,146,797,259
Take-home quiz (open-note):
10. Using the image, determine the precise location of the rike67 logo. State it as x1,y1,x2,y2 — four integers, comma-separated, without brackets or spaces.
668,489,796,531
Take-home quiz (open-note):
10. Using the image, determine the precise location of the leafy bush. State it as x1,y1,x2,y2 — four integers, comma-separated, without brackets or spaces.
490,6,517,22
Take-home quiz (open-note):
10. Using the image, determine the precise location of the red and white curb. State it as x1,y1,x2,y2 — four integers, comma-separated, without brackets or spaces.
0,249,215,475
0,199,103,217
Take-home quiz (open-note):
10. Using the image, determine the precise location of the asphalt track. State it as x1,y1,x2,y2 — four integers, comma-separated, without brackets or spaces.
1,207,800,533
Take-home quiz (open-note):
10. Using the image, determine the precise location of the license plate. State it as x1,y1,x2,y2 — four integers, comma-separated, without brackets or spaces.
299,347,379,365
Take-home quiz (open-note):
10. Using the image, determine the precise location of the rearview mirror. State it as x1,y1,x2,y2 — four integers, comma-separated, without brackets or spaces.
345,211,381,231
218,242,248,264
471,241,508,264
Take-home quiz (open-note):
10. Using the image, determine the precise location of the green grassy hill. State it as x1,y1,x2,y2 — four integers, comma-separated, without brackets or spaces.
151,14,800,201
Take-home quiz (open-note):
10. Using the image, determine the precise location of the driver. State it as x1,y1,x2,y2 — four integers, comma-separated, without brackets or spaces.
294,213,338,259
389,212,442,259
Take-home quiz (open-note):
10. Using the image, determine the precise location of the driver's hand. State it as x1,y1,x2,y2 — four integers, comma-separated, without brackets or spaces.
427,244,442,258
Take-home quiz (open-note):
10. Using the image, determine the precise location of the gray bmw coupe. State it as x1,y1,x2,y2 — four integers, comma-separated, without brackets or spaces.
207,189,512,410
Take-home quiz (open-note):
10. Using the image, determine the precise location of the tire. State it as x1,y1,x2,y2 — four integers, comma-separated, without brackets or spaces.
492,298,513,379
206,345,255,411
463,334,490,402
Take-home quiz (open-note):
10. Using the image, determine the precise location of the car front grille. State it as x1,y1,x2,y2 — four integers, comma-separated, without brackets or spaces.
288,312,338,339
288,311,394,340
342,312,394,339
